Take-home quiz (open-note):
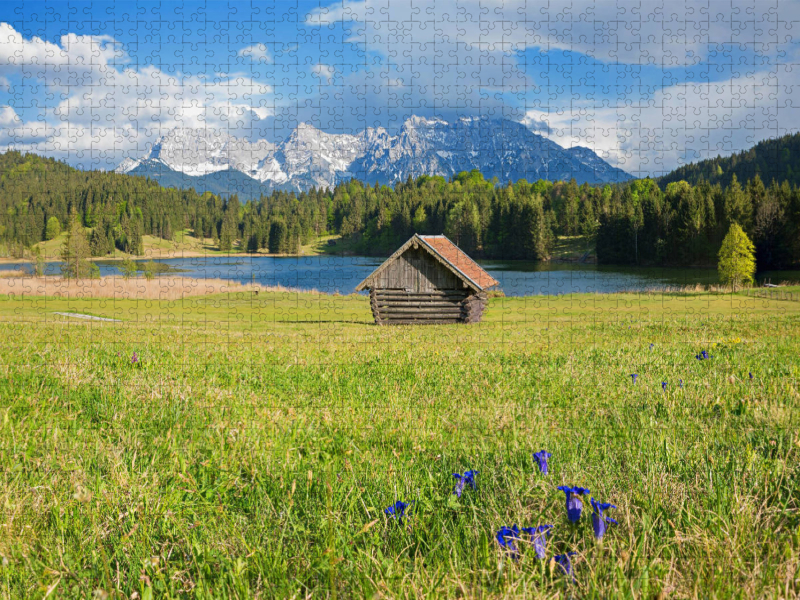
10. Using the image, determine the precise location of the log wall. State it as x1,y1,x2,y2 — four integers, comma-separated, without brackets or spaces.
371,248,464,293
370,289,488,325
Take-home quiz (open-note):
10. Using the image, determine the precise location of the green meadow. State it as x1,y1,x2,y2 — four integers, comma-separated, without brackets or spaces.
1,289,799,598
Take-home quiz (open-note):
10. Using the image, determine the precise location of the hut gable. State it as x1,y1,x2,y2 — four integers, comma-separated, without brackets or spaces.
417,235,499,290
355,234,498,293
356,234,498,325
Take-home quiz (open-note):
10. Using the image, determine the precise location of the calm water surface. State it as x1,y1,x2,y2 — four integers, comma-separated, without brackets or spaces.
27,255,743,296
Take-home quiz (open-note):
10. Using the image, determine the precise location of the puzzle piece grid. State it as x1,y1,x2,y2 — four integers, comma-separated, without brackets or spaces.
0,0,796,393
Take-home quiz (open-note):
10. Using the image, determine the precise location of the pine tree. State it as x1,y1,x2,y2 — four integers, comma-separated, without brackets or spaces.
718,223,756,288
723,174,753,232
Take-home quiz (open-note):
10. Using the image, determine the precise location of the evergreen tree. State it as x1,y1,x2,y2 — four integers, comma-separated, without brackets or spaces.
268,220,287,254
722,174,753,232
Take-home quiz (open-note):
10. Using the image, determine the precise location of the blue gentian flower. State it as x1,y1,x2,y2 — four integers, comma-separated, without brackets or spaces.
649,343,654,350
522,525,553,559
590,497,618,539
749,372,753,380
384,500,413,524
557,486,590,523
679,379,683,388
630,373,638,383
533,451,551,474
554,551,577,580
662,381,667,390
452,470,478,497
695,350,714,360
496,525,521,560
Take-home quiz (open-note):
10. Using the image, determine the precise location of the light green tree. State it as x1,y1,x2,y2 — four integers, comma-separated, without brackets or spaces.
60,215,92,279
119,257,138,280
412,206,428,232
143,260,158,281
718,223,756,288
45,216,61,240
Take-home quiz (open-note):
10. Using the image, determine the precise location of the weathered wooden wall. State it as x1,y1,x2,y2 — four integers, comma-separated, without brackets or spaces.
370,289,487,325
370,248,465,293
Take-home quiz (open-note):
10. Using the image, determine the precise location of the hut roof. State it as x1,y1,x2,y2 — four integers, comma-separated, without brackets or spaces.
355,234,499,292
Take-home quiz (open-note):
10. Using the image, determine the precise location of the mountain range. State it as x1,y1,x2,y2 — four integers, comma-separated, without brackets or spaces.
116,116,632,198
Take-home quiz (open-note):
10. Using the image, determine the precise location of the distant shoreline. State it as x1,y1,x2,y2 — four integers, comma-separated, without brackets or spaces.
0,250,358,265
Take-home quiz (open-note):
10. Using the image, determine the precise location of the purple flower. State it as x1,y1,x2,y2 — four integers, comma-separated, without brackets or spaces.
590,498,618,540
554,551,577,580
630,373,638,383
131,351,139,364
558,486,590,523
384,500,413,524
452,470,478,497
749,372,753,380
533,451,551,474
679,379,683,388
695,350,714,360
649,343,654,351
522,525,553,559
662,381,667,390
496,525,521,560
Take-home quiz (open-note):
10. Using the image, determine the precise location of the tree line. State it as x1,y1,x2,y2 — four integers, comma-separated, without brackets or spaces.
1,148,799,269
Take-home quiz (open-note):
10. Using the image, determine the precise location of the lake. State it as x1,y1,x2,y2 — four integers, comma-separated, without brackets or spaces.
20,255,756,296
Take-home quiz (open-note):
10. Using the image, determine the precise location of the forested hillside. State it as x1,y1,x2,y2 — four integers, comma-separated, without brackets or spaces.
2,149,800,269
596,175,800,268
0,152,560,261
658,132,800,189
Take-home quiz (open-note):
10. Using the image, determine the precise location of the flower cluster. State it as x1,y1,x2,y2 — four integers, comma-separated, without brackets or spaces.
492,454,618,581
385,453,618,583
695,349,713,360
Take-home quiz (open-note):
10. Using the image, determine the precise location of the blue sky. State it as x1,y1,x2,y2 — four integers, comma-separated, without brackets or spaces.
1,0,799,177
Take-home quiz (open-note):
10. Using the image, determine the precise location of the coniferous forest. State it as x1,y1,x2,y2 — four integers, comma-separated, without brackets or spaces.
1,139,800,269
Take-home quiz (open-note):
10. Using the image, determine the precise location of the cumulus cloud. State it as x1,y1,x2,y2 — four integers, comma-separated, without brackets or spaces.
0,24,275,168
1,0,798,175
524,67,800,177
304,0,800,176
239,43,272,63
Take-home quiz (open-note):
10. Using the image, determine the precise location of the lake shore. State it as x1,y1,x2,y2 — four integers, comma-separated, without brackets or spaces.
2,273,797,301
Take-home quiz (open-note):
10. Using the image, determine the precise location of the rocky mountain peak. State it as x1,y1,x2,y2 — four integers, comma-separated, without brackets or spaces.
116,116,632,197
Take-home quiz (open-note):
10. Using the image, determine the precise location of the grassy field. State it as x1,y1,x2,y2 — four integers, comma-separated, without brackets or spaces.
0,287,799,598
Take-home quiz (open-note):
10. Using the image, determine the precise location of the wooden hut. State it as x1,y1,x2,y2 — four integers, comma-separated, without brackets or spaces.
355,234,499,325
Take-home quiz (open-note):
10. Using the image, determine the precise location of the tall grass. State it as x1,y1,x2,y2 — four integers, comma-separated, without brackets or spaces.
0,275,314,300
0,289,798,598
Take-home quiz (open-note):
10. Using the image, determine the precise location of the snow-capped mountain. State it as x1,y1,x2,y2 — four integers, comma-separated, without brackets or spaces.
116,117,631,198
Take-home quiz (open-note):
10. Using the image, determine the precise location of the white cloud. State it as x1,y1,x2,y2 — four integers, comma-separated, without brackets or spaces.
239,43,272,63
0,105,19,126
524,67,800,177
0,25,275,168
306,0,800,175
307,0,799,66
311,63,335,83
